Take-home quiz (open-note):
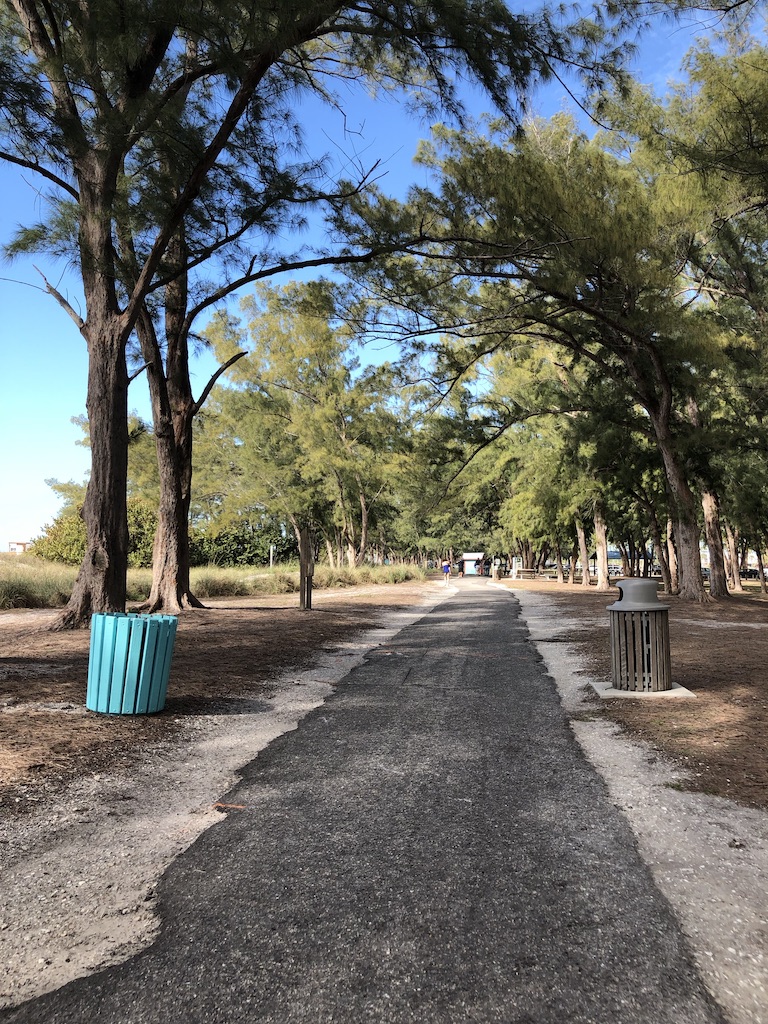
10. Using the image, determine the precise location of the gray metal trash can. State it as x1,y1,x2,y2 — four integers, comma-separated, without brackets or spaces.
607,579,671,692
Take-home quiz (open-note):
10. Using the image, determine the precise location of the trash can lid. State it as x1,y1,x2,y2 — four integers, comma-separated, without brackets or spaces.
607,578,670,611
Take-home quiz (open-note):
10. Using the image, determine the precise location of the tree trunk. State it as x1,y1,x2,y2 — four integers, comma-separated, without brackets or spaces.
618,542,631,578
555,545,565,583
642,542,651,577
666,518,679,595
569,542,578,584
648,513,672,595
626,536,638,577
57,326,130,628
701,490,729,599
133,304,203,613
756,547,768,594
618,358,705,599
521,539,535,571
674,515,706,602
356,479,369,567
723,520,744,593
652,426,707,601
144,414,203,612
635,492,672,592
739,538,749,574
575,517,591,587
288,514,302,549
593,504,610,592
57,166,132,628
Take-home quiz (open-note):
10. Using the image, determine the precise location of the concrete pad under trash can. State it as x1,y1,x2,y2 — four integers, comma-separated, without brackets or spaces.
589,680,696,699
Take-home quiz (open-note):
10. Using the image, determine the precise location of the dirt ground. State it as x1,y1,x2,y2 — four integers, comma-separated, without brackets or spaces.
502,579,768,811
2,576,767,814
0,583,441,815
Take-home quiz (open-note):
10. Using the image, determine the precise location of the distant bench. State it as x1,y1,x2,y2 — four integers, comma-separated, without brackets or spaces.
510,568,539,580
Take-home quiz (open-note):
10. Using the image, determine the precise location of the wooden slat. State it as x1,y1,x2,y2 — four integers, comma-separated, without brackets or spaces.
610,609,672,692
632,612,644,691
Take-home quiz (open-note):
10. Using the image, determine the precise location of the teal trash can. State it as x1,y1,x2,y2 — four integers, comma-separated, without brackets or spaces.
86,613,178,715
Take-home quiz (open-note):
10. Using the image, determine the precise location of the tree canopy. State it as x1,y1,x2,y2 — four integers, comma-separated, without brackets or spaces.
13,4,768,606
0,0,635,623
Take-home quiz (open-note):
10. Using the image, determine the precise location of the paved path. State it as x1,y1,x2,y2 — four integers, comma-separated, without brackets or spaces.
1,582,726,1023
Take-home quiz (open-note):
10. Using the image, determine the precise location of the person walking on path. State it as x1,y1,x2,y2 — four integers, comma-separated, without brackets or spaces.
1,583,727,1024
441,558,451,584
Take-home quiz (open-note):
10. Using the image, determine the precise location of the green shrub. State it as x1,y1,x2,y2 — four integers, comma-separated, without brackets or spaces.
31,511,86,565
189,517,298,567
31,498,158,568
127,500,157,568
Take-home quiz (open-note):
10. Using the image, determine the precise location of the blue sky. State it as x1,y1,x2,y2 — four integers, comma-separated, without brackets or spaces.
0,9,714,550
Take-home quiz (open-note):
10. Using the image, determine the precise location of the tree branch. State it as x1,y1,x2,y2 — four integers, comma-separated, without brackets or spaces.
32,265,85,331
193,351,248,415
0,150,79,200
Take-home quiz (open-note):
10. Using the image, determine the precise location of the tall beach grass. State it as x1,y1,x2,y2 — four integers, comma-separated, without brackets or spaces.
0,554,425,610
0,554,77,609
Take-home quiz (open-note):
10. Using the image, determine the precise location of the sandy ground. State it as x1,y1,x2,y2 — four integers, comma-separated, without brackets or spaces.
0,578,766,1023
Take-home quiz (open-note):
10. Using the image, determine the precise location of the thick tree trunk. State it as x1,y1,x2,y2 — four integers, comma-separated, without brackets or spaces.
57,327,130,628
135,306,203,614
617,352,705,598
652,428,707,601
143,412,203,612
520,539,536,571
593,504,610,592
57,165,132,628
674,516,706,602
701,490,729,599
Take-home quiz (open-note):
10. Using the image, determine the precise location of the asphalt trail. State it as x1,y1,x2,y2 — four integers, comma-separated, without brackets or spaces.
2,582,727,1023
